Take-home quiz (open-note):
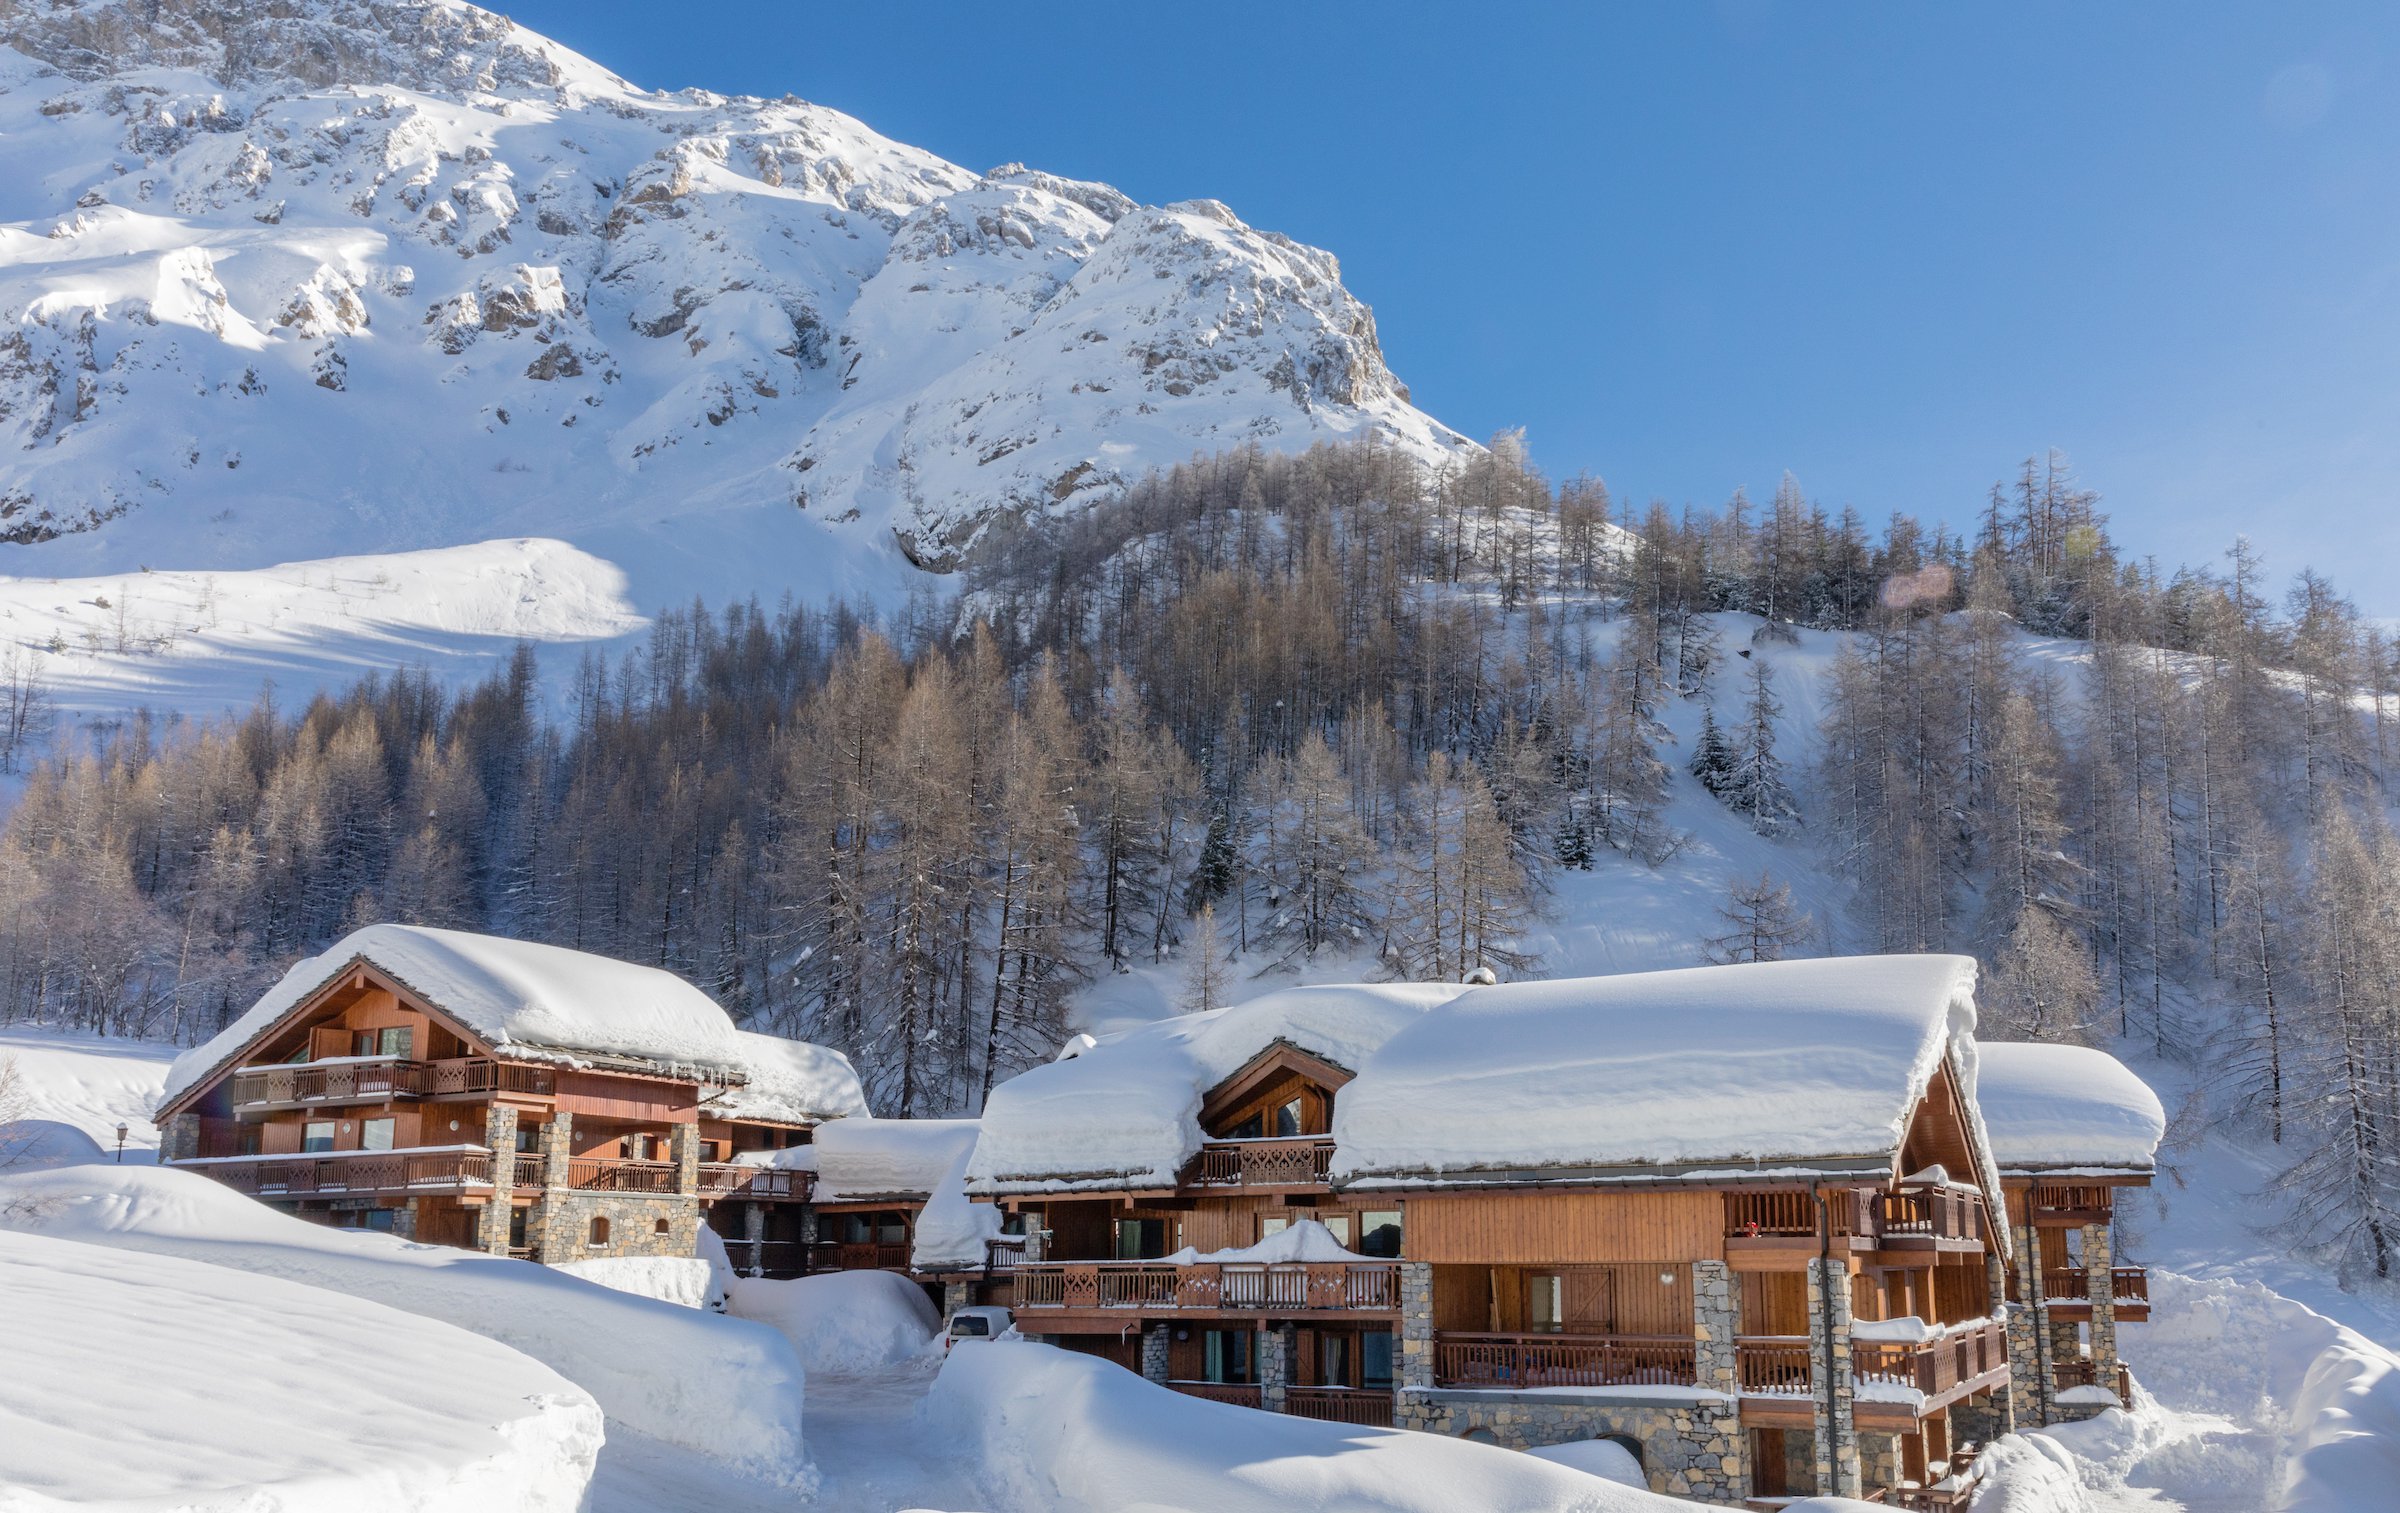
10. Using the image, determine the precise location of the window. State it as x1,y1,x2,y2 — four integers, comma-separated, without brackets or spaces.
508,1206,528,1250
1320,1333,1351,1387
515,1125,541,1153
1320,1214,1353,1247
1259,1216,1289,1241
1528,1273,1565,1333
1116,1217,1169,1260
361,1118,395,1152
839,1214,873,1245
1359,1210,1403,1259
1274,1096,1304,1138
352,1028,377,1057
302,1121,336,1153
378,1026,412,1059
1228,1112,1263,1140
361,1208,396,1232
588,1216,611,1247
1361,1330,1395,1390
653,1218,671,1236
1203,1329,1253,1384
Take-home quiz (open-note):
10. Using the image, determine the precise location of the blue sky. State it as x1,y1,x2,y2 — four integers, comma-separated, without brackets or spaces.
506,2,2400,611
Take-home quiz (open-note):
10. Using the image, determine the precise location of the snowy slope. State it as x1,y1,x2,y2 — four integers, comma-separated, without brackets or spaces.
0,0,1469,683
0,1226,603,1512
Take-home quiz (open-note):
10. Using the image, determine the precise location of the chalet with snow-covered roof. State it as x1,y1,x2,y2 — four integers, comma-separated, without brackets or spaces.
153,925,867,1270
1973,1041,2166,1425
967,957,2016,1508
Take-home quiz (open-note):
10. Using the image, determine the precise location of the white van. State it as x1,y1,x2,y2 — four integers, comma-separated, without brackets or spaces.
945,1305,1014,1351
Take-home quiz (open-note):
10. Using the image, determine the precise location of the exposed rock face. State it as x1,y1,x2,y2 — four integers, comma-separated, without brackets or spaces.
0,0,1466,572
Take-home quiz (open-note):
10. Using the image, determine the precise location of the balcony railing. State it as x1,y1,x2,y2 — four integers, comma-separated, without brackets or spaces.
697,1163,814,1202
177,1145,493,1198
1013,1260,1401,1313
228,1057,555,1109
1433,1332,1698,1390
1171,1381,1262,1408
1736,1336,1815,1396
2053,1357,2130,1398
1725,1186,1990,1249
2113,1266,2148,1304
566,1157,679,1193
2037,1266,2146,1306
1284,1386,1396,1426
1183,1137,1337,1189
1851,1318,2008,1400
2027,1183,2114,1224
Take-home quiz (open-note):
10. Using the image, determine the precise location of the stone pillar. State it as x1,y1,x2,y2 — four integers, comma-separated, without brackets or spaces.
2005,1223,2050,1426
1398,1261,1435,1393
799,1203,821,1271
1859,1432,1900,1495
390,1196,420,1241
532,1111,573,1263
1692,1260,1742,1397
2083,1222,2119,1394
742,1200,767,1277
1259,1324,1292,1415
1983,1249,2019,1433
1141,1321,1172,1385
1019,1207,1046,1263
944,1279,973,1324
1806,1258,1861,1500
477,1103,519,1254
160,1112,201,1163
670,1122,701,1196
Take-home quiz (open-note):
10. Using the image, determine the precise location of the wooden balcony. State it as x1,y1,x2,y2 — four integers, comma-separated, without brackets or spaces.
1852,1318,2009,1407
565,1157,679,1193
2039,1266,2148,1320
228,1057,554,1111
1171,1381,1262,1408
1284,1386,1396,1426
1014,1260,1401,1316
1736,1335,1815,1396
177,1146,494,1198
507,1152,546,1189
1433,1332,1698,1390
1725,1186,1991,1259
697,1163,814,1202
2053,1357,2131,1398
1182,1137,1337,1191
2026,1183,2113,1227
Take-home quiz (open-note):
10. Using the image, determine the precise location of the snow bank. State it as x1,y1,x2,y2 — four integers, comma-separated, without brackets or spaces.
0,1227,601,1512
1973,1041,2165,1174
1333,956,1989,1184
550,1255,720,1310
164,924,750,1106
1161,1216,1367,1266
1522,1437,1648,1488
0,1024,170,1155
971,983,1464,1193
927,1338,1684,1512
729,1270,939,1372
0,1164,811,1485
702,1028,869,1126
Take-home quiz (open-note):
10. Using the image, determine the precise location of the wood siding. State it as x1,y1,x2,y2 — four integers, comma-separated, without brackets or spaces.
1404,1191,1722,1263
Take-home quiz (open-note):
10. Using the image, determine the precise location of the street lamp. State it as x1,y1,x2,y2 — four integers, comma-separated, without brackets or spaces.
114,1122,128,1163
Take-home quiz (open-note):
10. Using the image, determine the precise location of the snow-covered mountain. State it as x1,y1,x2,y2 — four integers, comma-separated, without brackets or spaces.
0,0,1466,615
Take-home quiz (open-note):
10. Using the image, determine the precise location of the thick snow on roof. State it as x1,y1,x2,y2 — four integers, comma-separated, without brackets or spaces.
800,1117,982,1203
968,983,1466,1194
1332,955,1984,1183
910,1130,1009,1272
1974,1042,2166,1174
1161,1217,1368,1266
704,1030,869,1126
163,925,748,1108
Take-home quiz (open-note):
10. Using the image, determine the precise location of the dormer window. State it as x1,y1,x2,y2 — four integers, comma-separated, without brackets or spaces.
1274,1096,1303,1139
351,1026,413,1059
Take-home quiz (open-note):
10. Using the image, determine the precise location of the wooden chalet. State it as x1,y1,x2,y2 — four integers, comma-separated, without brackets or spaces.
1973,1042,2166,1426
153,925,870,1272
965,960,2026,1507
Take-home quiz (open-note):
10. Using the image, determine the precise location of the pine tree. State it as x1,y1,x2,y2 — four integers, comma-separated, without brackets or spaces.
1721,656,1797,835
1689,705,1734,796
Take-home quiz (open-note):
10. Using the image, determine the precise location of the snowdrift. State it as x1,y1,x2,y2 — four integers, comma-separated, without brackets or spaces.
728,1270,940,1373
0,1226,601,1512
0,1024,169,1156
0,1164,811,1484
926,1338,1683,1513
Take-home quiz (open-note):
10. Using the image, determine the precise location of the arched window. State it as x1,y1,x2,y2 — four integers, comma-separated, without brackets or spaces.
588,1215,610,1247
653,1217,670,1236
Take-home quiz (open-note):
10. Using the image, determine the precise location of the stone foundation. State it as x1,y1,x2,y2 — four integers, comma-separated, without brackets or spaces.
1141,1322,1171,1385
160,1112,201,1163
534,1190,699,1261
1397,1389,1744,1503
1950,1393,2010,1448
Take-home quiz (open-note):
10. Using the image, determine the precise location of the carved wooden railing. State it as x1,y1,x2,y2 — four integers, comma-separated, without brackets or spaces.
1184,1137,1338,1189
2026,1183,2115,1223
1283,1386,1396,1426
566,1157,678,1193
229,1057,554,1108
1851,1319,2008,1399
696,1163,813,1201
2112,1266,2148,1303
182,1146,492,1197
1735,1335,1815,1396
1724,1187,1878,1240
2040,1268,2090,1300
1876,1187,1989,1246
1432,1332,1698,1389
1012,1261,1401,1313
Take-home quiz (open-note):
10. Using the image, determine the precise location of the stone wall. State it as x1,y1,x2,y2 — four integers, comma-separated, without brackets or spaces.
1398,1390,1743,1503
2006,1223,2051,1426
2084,1221,2119,1384
1397,1261,1434,1392
1859,1431,1900,1493
1692,1261,1741,1396
1806,1257,1861,1498
1141,1322,1171,1385
1259,1324,1292,1414
160,1112,200,1163
1950,1393,2010,1449
535,1190,698,1260
476,1102,518,1254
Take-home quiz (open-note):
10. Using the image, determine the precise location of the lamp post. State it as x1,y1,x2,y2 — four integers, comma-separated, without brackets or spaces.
114,1122,128,1163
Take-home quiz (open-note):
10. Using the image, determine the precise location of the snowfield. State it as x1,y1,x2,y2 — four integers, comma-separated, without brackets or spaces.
0,1225,602,1512
0,1162,813,1487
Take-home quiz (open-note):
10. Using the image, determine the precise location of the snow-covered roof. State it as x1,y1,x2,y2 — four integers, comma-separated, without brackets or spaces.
1972,1042,2166,1175
1331,955,1992,1187
744,1117,984,1207
701,1030,869,1127
161,925,749,1109
967,983,1467,1195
